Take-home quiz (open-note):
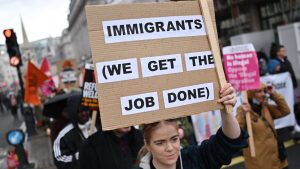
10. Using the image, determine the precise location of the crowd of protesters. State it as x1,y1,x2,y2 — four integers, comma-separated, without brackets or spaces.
1,42,299,169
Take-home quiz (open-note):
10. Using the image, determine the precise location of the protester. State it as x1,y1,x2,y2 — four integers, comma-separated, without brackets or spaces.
236,82,290,169
9,93,18,121
79,126,144,169
133,83,248,169
267,44,298,88
267,43,300,138
53,92,91,169
257,48,269,76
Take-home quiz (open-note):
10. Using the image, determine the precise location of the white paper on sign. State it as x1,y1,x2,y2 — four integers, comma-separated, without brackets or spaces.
102,15,207,43
185,51,215,71
163,83,214,108
121,92,159,115
140,54,183,78
95,58,139,83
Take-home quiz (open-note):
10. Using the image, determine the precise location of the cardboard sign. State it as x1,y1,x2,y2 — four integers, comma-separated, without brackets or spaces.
86,0,225,130
223,44,260,91
81,63,99,110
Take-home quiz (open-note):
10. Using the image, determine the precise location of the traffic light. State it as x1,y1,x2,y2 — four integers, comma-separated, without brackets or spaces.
3,29,22,67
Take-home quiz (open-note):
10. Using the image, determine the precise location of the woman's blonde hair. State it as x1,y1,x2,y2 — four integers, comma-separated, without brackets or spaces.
136,119,178,164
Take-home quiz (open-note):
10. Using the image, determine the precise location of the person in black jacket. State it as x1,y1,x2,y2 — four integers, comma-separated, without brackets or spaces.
268,44,298,88
53,92,91,169
134,83,248,169
79,126,143,169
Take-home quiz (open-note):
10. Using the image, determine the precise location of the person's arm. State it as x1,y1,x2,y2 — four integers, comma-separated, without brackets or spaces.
217,83,240,139
53,133,78,169
182,128,248,169
266,91,290,119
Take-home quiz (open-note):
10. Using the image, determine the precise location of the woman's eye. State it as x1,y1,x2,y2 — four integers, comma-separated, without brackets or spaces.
171,137,179,143
155,142,163,146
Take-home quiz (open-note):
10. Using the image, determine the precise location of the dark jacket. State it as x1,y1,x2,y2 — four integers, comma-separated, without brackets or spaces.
53,123,85,169
134,128,248,169
53,92,87,169
268,57,298,88
79,127,143,169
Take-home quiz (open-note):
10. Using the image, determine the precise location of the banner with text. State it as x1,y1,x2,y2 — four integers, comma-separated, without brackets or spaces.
86,0,224,130
223,44,260,91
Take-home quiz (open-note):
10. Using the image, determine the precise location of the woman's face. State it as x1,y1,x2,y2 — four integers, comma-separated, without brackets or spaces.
146,122,180,168
253,88,266,103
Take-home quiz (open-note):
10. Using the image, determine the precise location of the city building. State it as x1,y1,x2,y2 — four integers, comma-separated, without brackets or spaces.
214,0,300,44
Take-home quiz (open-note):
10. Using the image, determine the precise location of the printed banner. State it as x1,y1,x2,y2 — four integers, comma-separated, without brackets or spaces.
81,64,99,110
223,44,260,91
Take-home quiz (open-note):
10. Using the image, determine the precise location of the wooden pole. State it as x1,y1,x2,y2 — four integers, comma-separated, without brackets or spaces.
242,91,256,157
89,110,97,136
197,0,232,114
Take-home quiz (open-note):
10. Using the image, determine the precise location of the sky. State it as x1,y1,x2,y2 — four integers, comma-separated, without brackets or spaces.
0,0,70,44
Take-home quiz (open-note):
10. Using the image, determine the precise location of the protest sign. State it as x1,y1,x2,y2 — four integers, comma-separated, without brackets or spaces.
223,43,260,157
86,0,227,130
223,44,260,91
81,63,99,110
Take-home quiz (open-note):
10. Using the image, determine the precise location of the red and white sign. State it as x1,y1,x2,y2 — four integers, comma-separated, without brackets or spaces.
223,44,260,91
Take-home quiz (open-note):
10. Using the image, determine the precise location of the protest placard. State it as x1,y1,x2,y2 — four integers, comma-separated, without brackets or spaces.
86,0,227,130
223,44,260,91
223,43,260,157
81,63,99,110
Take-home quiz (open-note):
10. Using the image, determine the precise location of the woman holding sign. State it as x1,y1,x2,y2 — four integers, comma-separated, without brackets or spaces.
236,82,290,169
134,83,248,169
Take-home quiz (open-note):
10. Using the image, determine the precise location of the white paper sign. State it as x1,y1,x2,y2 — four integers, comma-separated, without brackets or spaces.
140,54,183,77
163,83,214,108
102,15,207,43
121,92,159,115
185,51,215,71
85,63,94,70
96,58,139,83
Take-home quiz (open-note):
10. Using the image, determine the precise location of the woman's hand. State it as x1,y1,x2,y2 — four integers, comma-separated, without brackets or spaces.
217,83,237,107
219,83,241,139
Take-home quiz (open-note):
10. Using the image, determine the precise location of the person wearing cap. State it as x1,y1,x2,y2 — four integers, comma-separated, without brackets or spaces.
53,92,91,169
236,82,290,169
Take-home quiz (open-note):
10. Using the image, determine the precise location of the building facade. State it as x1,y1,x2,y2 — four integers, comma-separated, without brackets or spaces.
214,0,300,44
65,0,300,65
65,0,170,67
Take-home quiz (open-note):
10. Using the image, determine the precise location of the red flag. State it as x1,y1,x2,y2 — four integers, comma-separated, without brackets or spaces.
40,57,51,75
24,61,49,105
40,58,56,96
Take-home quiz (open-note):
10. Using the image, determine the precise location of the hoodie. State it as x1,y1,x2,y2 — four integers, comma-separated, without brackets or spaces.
53,91,90,169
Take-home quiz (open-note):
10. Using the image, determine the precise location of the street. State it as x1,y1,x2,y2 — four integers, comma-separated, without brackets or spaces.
0,109,55,169
0,110,22,148
0,109,22,169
